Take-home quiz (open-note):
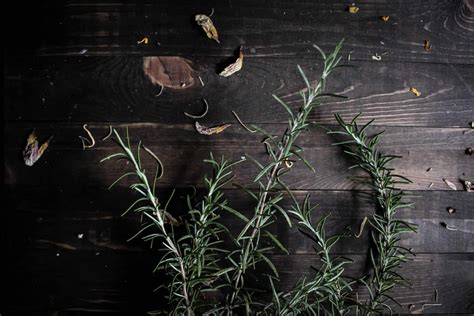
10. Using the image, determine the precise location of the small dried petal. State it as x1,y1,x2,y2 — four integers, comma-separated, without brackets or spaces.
424,40,432,51
410,87,421,97
195,121,230,135
348,4,359,13
381,15,390,22
219,47,244,77
23,130,52,166
195,14,220,43
137,37,149,45
442,178,457,190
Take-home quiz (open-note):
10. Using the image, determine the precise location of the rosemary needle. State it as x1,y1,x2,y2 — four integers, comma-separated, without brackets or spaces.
184,98,209,119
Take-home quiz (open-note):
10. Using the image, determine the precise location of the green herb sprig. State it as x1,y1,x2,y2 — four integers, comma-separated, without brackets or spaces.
330,114,417,315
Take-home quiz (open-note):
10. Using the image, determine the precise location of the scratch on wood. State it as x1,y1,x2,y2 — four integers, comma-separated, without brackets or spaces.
36,239,77,250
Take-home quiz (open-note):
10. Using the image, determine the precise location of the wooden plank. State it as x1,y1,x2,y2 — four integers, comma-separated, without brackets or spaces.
5,122,474,191
270,253,474,314
13,0,474,64
5,185,474,254
4,56,474,127
3,249,473,314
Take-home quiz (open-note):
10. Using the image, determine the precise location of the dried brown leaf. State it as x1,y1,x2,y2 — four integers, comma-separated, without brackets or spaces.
195,121,230,135
23,130,52,166
195,14,220,43
220,47,243,77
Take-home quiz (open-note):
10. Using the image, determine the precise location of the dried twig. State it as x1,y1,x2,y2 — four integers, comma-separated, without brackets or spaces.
184,98,209,119
80,124,96,150
354,216,368,238
142,145,164,179
102,125,113,141
232,110,256,133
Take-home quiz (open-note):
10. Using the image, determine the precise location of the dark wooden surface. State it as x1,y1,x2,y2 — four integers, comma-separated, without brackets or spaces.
3,0,474,315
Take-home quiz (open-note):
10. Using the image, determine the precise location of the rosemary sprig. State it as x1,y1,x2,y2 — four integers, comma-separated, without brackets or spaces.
329,114,417,315
224,40,345,313
261,191,353,316
102,129,243,314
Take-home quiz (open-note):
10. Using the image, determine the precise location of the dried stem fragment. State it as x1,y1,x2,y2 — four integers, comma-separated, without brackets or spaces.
232,110,256,133
354,216,368,238
184,98,209,119
137,37,149,45
102,125,113,141
142,145,164,179
81,124,96,150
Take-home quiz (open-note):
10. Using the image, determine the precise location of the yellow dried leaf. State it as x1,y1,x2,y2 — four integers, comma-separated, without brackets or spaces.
195,121,230,135
424,40,432,51
410,87,421,97
348,4,359,14
195,14,220,43
381,15,390,22
219,47,243,77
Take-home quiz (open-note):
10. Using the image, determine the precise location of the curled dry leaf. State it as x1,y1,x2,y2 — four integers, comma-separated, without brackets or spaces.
80,124,96,150
424,40,432,51
220,46,243,77
195,121,230,135
410,87,421,97
23,130,52,166
442,178,457,190
195,14,220,43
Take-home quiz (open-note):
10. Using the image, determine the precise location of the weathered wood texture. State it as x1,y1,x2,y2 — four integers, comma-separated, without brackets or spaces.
5,123,473,190
8,1,474,64
5,57,474,126
3,0,474,314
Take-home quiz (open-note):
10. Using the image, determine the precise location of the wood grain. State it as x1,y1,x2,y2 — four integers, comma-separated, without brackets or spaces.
3,0,474,314
5,122,473,191
13,1,474,64
3,249,473,314
5,56,474,127
5,186,474,255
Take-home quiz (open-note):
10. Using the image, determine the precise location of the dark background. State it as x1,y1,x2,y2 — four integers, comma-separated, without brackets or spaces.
3,0,474,314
